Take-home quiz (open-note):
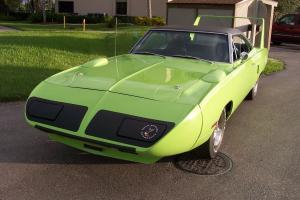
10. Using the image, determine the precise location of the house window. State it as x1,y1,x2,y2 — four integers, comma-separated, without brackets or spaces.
116,0,127,15
58,1,74,13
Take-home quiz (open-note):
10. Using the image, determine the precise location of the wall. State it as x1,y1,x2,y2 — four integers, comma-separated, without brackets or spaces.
234,0,274,49
55,0,168,18
55,0,113,15
167,4,234,26
234,0,257,27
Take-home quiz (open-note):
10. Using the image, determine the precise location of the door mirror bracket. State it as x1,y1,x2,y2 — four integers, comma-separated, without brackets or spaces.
241,52,249,61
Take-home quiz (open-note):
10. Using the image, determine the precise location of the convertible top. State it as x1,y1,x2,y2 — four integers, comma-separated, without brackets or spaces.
151,25,243,35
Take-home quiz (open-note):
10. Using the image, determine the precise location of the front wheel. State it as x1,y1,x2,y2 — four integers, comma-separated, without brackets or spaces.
197,109,226,159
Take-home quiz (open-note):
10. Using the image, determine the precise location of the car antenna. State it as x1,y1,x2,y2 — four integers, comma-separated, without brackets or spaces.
115,16,119,76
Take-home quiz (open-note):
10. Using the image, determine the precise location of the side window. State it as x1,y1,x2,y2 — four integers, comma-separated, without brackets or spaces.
138,32,167,51
278,15,296,26
232,35,252,61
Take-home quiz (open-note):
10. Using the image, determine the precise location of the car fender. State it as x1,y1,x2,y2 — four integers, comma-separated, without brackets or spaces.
145,105,203,157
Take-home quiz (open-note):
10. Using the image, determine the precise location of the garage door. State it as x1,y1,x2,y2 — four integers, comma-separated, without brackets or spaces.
168,8,197,26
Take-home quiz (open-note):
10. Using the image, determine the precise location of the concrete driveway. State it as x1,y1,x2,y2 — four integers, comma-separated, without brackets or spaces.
0,45,299,200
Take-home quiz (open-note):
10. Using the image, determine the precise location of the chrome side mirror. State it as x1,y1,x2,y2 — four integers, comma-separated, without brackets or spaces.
289,22,295,26
241,52,249,61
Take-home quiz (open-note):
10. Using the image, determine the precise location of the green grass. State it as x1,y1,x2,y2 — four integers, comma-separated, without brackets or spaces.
0,21,284,102
0,23,149,102
0,21,148,32
263,58,285,76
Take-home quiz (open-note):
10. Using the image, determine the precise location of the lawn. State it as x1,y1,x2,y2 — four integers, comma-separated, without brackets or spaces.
0,20,147,32
0,23,149,101
263,58,285,75
0,22,284,102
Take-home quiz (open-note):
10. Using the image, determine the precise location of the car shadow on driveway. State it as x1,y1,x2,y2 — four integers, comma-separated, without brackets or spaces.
0,130,175,165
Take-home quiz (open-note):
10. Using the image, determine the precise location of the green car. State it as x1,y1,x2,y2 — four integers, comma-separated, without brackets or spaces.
25,17,268,164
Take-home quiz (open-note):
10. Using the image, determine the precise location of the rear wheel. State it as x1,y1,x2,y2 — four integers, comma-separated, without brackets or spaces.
246,80,259,100
197,109,226,159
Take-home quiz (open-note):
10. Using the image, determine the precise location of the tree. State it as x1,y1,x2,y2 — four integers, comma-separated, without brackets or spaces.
41,0,46,23
275,0,300,19
4,0,21,11
147,0,152,18
0,0,8,14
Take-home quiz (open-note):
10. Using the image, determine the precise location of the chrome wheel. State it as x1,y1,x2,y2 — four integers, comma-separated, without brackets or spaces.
197,109,227,159
212,112,226,154
253,82,258,97
246,80,259,100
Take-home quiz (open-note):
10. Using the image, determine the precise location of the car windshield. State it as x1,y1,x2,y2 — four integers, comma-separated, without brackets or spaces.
131,30,229,63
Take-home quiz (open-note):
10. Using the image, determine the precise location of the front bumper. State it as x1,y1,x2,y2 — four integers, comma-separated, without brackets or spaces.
37,126,161,164
25,82,203,164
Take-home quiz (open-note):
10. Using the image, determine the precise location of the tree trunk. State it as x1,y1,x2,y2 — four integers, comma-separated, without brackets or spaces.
147,0,152,18
41,0,46,23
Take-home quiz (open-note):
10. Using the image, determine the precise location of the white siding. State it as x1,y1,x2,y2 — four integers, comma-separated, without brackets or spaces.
55,0,168,18
197,8,234,27
167,7,234,27
168,8,197,25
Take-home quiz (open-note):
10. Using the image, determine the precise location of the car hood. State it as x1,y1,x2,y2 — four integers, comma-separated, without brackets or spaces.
46,54,233,105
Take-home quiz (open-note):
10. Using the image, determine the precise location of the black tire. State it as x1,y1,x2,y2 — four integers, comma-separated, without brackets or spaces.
272,41,282,45
246,80,259,100
197,109,226,159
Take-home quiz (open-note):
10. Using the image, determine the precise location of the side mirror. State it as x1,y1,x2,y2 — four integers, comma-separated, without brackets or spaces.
289,22,295,26
240,52,249,61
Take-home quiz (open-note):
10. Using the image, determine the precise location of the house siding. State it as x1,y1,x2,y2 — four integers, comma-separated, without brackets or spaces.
55,0,168,18
167,4,234,26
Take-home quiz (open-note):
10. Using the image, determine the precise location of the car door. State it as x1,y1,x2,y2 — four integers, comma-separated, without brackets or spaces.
294,15,300,44
273,14,297,43
231,35,257,104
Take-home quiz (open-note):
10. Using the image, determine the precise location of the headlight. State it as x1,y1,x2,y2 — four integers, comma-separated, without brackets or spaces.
118,119,168,142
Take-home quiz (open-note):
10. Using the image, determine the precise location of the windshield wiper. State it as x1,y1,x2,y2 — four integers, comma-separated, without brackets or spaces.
133,51,165,58
171,55,214,64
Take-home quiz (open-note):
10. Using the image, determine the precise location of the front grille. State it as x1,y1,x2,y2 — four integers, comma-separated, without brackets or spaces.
26,97,87,131
85,110,175,148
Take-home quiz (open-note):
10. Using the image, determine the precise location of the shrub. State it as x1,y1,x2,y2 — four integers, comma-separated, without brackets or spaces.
105,16,116,28
0,12,30,21
29,13,43,23
0,14,17,21
87,13,106,23
30,13,106,24
9,12,30,20
30,12,59,23
151,16,165,26
134,16,165,26
115,16,135,23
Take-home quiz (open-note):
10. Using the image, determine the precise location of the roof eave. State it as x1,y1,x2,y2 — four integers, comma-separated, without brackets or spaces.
260,0,278,7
